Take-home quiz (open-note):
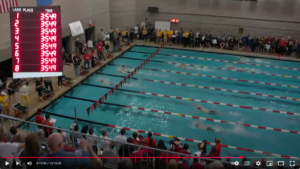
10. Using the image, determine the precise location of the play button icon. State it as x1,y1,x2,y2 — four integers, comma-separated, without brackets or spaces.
5,161,9,166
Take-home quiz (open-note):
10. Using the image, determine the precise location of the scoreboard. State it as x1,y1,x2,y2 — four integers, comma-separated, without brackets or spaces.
10,6,63,78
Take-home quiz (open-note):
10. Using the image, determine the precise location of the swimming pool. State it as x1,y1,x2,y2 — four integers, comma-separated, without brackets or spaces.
25,46,300,163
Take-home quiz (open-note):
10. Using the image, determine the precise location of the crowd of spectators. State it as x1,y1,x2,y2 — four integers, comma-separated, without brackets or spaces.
129,25,300,58
1,120,293,169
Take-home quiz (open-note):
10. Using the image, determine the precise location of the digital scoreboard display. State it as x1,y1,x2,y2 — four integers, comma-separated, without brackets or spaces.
10,6,63,78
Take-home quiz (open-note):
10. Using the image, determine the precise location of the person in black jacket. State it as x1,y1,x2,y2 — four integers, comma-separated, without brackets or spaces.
118,137,134,157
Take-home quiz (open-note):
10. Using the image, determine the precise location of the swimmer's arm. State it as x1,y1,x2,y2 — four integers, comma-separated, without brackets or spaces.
196,104,209,113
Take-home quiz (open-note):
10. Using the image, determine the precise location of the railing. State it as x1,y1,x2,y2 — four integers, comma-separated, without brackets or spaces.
0,114,261,169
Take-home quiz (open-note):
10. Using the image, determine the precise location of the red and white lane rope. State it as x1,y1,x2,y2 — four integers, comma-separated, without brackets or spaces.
143,79,300,102
163,61,300,79
123,105,300,134
107,124,299,159
170,54,300,71
131,91,300,116
109,64,300,89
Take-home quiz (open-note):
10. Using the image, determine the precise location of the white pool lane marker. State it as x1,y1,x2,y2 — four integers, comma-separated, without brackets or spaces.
169,54,300,71
109,63,300,89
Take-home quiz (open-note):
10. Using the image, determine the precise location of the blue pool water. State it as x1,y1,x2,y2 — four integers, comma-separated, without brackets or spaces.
25,46,300,162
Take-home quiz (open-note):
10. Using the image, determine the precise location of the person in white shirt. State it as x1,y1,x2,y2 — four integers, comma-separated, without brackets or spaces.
87,38,93,49
19,82,30,107
0,127,25,168
100,130,111,151
114,129,127,151
86,128,97,146
134,25,139,39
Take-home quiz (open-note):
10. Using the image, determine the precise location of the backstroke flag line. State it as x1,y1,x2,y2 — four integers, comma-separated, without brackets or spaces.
0,0,18,14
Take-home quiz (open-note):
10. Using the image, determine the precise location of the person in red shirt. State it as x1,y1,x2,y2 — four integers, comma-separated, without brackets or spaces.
279,37,287,56
214,137,221,156
130,143,146,164
95,41,105,60
132,132,141,145
160,151,179,164
206,146,221,165
178,143,192,164
41,113,54,138
35,109,44,128
144,132,156,156
83,50,92,69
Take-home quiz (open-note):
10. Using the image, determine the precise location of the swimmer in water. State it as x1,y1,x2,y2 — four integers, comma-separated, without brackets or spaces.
119,66,132,74
238,56,250,63
100,79,114,86
179,64,187,69
196,104,218,115
195,122,215,131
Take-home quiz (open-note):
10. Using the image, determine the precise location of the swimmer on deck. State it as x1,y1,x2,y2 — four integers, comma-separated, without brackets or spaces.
196,104,218,115
195,122,215,131
119,66,132,74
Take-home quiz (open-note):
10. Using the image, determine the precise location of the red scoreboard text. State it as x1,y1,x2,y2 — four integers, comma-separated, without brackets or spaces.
10,6,62,78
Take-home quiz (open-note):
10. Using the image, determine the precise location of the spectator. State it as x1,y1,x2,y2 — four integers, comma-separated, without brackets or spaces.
72,53,81,79
19,81,30,107
70,124,82,147
223,158,232,169
57,127,70,145
9,126,18,142
168,159,178,169
87,143,103,169
118,158,133,169
37,129,46,144
95,41,105,60
132,132,141,145
19,133,45,169
193,141,207,157
11,132,26,167
178,143,192,164
118,137,134,157
214,137,222,156
207,160,225,169
115,128,127,150
37,133,91,169
206,146,221,165
44,77,54,92
86,127,98,154
0,127,25,168
41,113,54,137
100,130,111,151
0,91,10,117
35,109,44,127
102,141,118,166
145,132,156,148
62,135,75,153
190,155,205,169
81,125,88,138
130,143,145,164
83,50,92,69
154,139,167,157
161,149,179,164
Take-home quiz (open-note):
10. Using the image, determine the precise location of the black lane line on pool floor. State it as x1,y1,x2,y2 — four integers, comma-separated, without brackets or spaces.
95,72,300,105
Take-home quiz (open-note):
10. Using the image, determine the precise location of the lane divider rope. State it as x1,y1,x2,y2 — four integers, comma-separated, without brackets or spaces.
96,73,300,102
108,63,300,89
121,57,300,80
83,82,300,116
72,95,299,159
128,50,300,71
169,54,300,71
97,101,300,135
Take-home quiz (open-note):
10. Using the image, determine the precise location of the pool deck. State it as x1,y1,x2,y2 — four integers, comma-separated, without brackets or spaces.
1,40,299,130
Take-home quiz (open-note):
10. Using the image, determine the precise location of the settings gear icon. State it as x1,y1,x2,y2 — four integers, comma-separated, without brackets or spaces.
256,161,261,166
